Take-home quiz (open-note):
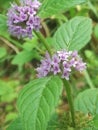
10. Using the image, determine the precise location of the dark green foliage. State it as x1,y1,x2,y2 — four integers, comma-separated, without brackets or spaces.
0,0,98,130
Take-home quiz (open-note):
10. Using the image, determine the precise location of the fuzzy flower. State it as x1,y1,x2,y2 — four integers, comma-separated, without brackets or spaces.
36,50,86,80
7,0,41,39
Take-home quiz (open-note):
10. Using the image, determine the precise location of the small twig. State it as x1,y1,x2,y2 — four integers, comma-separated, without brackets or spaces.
0,36,19,54
34,31,52,56
41,21,50,37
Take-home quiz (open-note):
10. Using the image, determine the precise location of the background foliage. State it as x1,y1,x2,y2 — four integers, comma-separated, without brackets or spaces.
0,0,98,130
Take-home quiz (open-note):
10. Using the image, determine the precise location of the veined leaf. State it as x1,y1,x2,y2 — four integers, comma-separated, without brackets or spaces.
0,14,7,34
39,0,87,18
7,117,23,130
11,50,40,66
93,114,98,129
53,16,92,51
17,76,63,130
74,89,98,115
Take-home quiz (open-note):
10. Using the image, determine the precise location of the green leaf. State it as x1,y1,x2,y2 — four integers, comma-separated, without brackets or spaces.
7,117,23,130
0,47,7,59
0,80,9,96
0,14,7,34
74,89,98,115
0,80,17,102
91,114,98,130
23,38,38,51
93,114,98,129
17,76,63,130
39,0,87,18
94,24,98,39
47,113,58,130
5,112,17,122
0,0,14,9
12,50,40,66
53,16,92,51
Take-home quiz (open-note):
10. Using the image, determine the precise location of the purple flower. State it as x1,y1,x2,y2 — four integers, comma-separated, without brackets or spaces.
62,70,70,80
69,58,77,67
63,61,71,72
52,64,61,75
36,52,51,78
7,0,41,39
36,50,86,80
52,54,60,65
57,50,71,61
72,51,78,57
75,58,86,72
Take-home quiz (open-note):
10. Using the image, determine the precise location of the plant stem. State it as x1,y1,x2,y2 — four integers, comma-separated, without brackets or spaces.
1,35,23,49
41,21,50,37
34,31,52,56
0,36,19,53
15,0,20,5
84,70,95,89
70,76,78,96
62,79,75,127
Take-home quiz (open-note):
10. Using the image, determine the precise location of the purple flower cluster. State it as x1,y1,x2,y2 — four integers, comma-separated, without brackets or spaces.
7,0,41,39
36,50,86,80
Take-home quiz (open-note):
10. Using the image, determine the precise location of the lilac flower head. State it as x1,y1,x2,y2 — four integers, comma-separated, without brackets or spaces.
7,0,41,39
36,50,86,80
36,52,51,78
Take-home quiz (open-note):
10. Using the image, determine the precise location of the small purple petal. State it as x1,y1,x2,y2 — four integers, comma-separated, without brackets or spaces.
52,64,61,75
62,70,70,80
7,0,41,39
36,51,86,80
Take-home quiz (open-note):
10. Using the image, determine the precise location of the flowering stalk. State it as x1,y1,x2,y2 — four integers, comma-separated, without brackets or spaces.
7,0,41,39
36,51,86,79
41,21,50,37
63,79,75,127
34,31,52,56
36,50,86,128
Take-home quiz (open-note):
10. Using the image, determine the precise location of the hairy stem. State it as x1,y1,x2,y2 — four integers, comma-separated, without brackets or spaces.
41,21,50,37
62,79,75,127
15,0,21,5
34,31,52,56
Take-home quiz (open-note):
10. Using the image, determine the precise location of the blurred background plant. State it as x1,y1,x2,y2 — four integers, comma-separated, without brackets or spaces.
0,0,98,130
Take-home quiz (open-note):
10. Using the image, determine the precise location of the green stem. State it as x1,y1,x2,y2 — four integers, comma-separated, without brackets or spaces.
15,0,21,5
62,79,75,127
1,35,23,49
0,36,19,53
34,31,52,56
42,21,50,37
84,70,95,89
35,46,45,55
57,19,63,26
70,76,78,96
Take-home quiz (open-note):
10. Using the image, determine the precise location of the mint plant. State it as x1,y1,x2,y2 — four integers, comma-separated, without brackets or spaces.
0,0,97,130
